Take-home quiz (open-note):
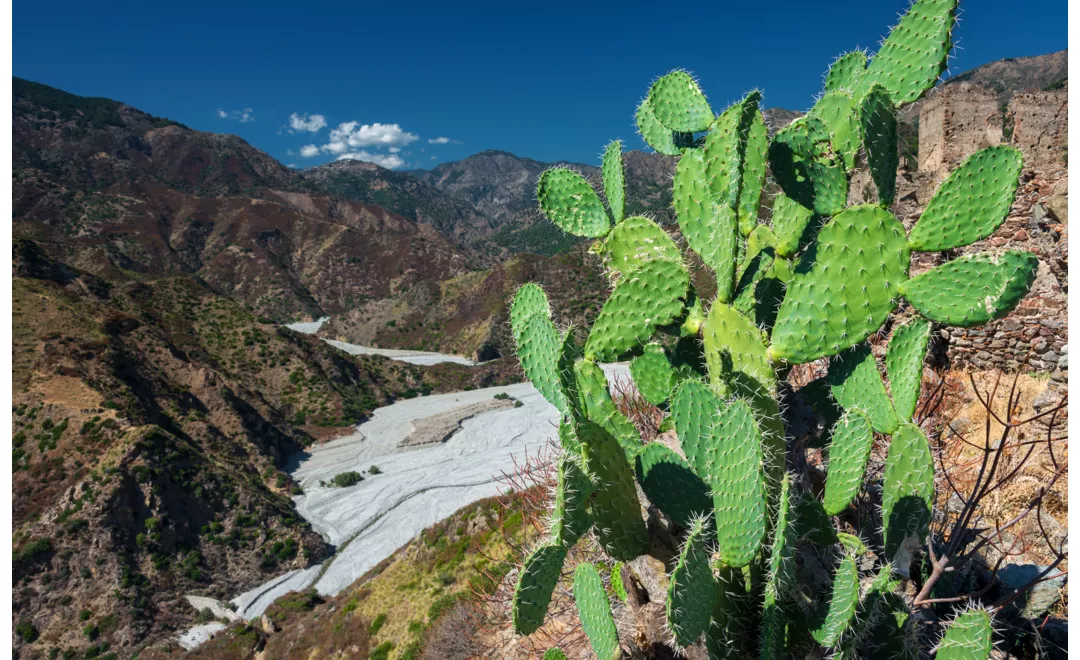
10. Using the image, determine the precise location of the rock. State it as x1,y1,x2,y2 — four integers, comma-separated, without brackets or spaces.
1013,229,1029,241
1058,345,1067,369
1032,388,1063,412
260,614,277,635
1000,319,1022,332
997,563,1066,618
1043,352,1059,364
1032,338,1050,353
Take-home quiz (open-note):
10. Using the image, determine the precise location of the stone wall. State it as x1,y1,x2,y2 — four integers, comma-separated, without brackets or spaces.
902,82,1068,379
917,83,1003,174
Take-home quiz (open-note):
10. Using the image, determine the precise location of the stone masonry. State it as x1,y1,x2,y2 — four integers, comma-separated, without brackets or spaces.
905,82,1068,380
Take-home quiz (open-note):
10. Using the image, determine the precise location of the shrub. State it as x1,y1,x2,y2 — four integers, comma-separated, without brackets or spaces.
368,612,387,635
332,471,363,488
15,620,38,643
368,465,382,475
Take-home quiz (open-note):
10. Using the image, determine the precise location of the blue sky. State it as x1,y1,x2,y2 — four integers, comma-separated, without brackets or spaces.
13,0,1067,170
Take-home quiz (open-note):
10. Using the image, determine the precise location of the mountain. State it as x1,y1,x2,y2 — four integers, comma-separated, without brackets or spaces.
299,159,492,243
945,49,1067,105
13,78,474,323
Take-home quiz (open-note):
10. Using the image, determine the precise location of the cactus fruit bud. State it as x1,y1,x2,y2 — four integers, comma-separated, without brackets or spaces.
899,250,1038,327
573,563,622,660
908,146,1024,251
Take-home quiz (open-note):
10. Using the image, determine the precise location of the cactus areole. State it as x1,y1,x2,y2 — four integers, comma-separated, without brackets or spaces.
510,2,1020,657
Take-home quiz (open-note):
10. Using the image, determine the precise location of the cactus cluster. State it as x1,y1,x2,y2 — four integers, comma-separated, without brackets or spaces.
509,1,1026,657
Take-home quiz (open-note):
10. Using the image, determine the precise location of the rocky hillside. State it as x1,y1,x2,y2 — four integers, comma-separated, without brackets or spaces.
946,49,1067,104
10,240,519,659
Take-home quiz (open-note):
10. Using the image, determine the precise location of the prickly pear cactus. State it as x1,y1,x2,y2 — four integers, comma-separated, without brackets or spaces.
507,1,1036,657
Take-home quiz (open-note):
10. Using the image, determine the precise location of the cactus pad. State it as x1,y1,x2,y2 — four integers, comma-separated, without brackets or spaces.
762,474,796,659
703,92,768,235
603,214,683,275
825,51,867,94
771,193,816,259
671,379,724,476
551,455,594,548
667,516,718,646
861,0,957,105
822,410,875,515
510,284,570,416
771,204,910,364
573,563,621,660
647,70,714,133
704,399,767,567
732,245,785,332
542,650,568,660
886,317,932,422
810,552,861,647
637,442,712,528
674,148,738,299
636,97,682,156
601,140,626,224
936,609,993,660
513,541,567,635
899,250,1038,327
807,91,860,171
768,115,848,217
629,342,678,405
908,146,1023,251
575,420,649,560
536,168,611,238
828,344,900,435
882,423,934,565
573,359,640,458
703,302,775,400
859,84,899,207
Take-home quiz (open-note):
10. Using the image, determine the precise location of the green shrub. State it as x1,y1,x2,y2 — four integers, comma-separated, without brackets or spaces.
15,620,38,642
368,612,388,635
332,471,363,488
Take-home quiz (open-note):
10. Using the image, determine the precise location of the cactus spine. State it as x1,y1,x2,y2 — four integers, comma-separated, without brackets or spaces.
508,1,1036,657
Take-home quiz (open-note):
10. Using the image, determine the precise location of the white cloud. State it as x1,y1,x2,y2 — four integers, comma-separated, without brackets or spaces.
337,151,406,169
427,136,451,144
286,149,294,156
388,147,401,153
431,155,437,160
289,113,327,133
218,108,254,122
325,122,418,152
299,144,321,158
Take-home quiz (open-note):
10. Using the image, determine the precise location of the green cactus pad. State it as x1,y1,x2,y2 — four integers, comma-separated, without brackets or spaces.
703,301,775,400
635,97,682,156
771,204,910,364
825,51,868,94
575,420,649,560
551,455,594,548
886,317,932,422
557,419,581,455
557,329,581,415
671,378,724,476
674,148,738,300
584,257,689,361
861,0,957,105
768,115,848,217
702,92,768,238
573,563,621,660
610,562,628,602
542,650,568,660
899,250,1038,327
793,493,839,546
762,474,796,659
822,410,875,515
936,609,993,660
603,215,684,276
807,91,860,171
771,193,816,259
882,423,934,564
637,442,712,528
572,359,640,459
704,399,767,568
837,532,868,555
602,140,626,224
510,284,571,416
810,552,861,647
667,516,718,647
859,84,899,207
732,245,785,332
706,568,752,660
512,541,568,635
908,146,1024,251
835,568,903,660
828,344,900,435
536,168,611,238
629,342,678,406
647,70,714,133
